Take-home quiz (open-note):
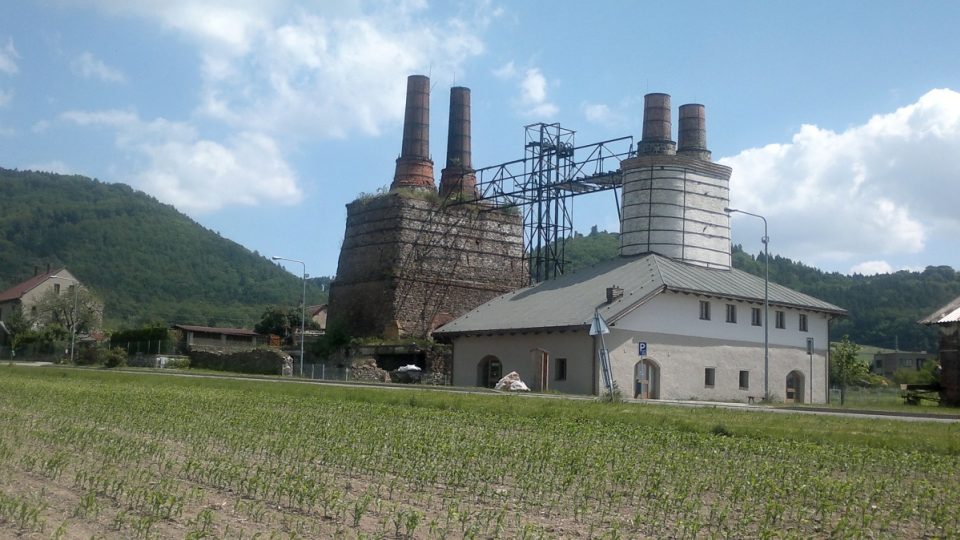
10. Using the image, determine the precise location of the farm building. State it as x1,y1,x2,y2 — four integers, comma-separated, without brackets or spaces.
919,295,960,406
435,94,846,403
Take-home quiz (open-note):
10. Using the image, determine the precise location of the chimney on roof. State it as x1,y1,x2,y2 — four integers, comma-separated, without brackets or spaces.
34,266,39,276
391,74,435,191
47,263,51,274
606,286,624,304
439,86,477,199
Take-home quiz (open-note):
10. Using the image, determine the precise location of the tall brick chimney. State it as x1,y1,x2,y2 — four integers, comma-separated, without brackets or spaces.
391,75,435,191
637,93,676,156
677,103,711,161
439,86,477,198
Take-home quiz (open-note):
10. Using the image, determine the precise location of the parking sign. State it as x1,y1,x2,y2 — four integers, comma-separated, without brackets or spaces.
638,341,648,357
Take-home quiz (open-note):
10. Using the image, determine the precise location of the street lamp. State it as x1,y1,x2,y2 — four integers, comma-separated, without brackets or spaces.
724,207,769,401
49,275,79,364
272,256,306,377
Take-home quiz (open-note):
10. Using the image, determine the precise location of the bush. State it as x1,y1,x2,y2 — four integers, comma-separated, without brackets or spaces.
164,357,190,369
102,347,128,368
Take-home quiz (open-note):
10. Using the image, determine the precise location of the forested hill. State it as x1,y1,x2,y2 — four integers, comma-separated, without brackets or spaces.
564,228,960,352
0,168,326,329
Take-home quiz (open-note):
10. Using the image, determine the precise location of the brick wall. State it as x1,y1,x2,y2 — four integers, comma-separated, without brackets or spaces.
329,193,526,339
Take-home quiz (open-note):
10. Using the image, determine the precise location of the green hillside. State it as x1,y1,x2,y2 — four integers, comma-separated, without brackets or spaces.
0,168,326,329
564,228,960,352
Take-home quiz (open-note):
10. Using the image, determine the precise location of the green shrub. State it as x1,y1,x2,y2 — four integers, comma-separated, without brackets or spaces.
102,347,128,368
164,357,190,369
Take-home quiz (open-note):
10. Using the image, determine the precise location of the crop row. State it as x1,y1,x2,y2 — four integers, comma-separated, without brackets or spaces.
0,368,957,538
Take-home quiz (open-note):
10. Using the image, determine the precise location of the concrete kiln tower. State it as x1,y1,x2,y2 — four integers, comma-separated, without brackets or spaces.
619,93,733,269
328,77,525,340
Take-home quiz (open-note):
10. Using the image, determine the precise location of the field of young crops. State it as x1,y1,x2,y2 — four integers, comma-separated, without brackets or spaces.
0,367,958,539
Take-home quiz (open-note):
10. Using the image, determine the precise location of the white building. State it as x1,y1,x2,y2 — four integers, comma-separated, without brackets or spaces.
434,93,846,403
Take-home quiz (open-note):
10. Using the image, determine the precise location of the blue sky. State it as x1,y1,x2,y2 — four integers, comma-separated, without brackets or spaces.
2,1,960,279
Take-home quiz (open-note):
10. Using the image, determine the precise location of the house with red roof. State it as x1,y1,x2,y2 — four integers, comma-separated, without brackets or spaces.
0,266,85,346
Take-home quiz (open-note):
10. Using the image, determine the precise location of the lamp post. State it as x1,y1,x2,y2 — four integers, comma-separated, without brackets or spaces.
49,275,79,364
272,256,306,377
724,207,769,401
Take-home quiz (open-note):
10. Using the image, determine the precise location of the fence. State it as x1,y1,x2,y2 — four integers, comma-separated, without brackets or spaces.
1,342,69,362
829,385,903,406
109,340,182,356
296,363,451,385
298,363,351,381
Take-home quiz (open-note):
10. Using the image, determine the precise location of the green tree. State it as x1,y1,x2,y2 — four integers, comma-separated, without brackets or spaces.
254,306,300,342
830,336,867,405
30,286,103,336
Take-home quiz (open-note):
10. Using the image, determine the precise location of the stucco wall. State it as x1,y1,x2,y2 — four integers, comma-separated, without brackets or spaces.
0,269,80,324
609,292,829,403
451,331,595,394
449,290,831,403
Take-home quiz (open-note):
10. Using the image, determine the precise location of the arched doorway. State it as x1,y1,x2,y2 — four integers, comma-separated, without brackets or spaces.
785,370,805,403
477,355,502,388
634,359,660,399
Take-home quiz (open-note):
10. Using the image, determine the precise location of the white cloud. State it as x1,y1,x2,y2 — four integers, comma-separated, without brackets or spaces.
492,61,516,79
61,108,300,213
71,52,126,83
582,101,628,128
519,68,557,118
0,37,18,75
721,88,960,269
495,63,557,119
80,1,489,139
848,260,893,276
0,88,12,108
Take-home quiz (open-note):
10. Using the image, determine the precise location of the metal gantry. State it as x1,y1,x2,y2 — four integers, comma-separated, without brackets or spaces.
461,123,633,283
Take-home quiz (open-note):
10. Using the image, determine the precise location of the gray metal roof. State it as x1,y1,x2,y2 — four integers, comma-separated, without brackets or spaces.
435,253,846,336
919,295,960,325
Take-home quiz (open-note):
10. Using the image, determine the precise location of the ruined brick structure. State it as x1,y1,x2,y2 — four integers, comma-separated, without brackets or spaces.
328,193,524,338
328,75,526,340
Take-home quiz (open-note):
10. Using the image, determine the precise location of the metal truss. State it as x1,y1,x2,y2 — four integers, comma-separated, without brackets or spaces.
461,123,633,282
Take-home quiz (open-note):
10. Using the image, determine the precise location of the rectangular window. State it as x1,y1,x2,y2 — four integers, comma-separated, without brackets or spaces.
751,307,762,326
726,304,737,323
799,314,808,332
54,283,61,295
739,370,750,390
699,300,711,321
775,310,786,329
704,367,716,387
555,358,567,381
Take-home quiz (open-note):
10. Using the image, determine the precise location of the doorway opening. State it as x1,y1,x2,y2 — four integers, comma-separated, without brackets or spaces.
477,355,502,388
634,359,660,399
785,370,805,403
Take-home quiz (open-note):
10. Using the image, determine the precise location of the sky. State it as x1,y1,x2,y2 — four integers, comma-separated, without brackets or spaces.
2,1,960,279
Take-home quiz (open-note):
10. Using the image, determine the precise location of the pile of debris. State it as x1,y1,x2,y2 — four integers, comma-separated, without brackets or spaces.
349,358,390,382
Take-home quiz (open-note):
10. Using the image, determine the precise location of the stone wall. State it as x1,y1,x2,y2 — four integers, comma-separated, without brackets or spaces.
189,346,293,375
329,193,526,339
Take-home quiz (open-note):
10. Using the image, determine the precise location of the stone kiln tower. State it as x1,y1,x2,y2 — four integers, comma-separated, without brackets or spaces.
619,93,733,269
328,76,526,339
